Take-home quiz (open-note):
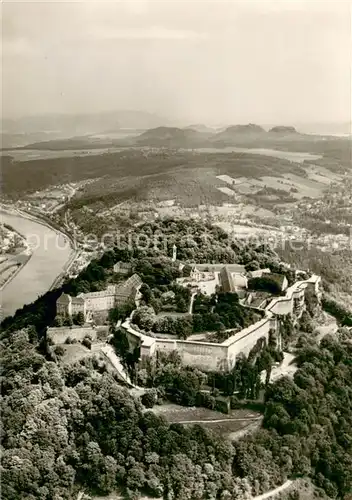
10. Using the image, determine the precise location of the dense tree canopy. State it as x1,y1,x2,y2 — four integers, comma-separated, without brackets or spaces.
1,218,351,499
1,329,250,500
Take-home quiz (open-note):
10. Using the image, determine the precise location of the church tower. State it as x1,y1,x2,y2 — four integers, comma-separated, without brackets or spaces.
172,244,177,262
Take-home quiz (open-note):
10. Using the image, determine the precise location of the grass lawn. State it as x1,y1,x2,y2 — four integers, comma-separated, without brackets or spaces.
59,344,91,365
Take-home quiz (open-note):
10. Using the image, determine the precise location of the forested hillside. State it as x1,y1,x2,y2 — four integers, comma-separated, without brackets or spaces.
1,218,351,499
1,328,351,499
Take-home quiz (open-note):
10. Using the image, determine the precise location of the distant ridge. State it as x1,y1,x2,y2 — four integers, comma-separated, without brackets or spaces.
213,123,266,142
13,121,351,151
2,110,167,137
135,126,210,146
184,124,215,133
269,126,297,134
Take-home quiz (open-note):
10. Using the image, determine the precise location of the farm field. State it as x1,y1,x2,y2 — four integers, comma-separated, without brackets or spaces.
217,186,236,197
193,146,323,162
215,222,283,239
195,418,262,440
217,164,340,201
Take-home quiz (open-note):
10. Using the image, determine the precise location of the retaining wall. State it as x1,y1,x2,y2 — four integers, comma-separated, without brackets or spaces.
154,338,228,371
225,316,277,367
47,326,97,344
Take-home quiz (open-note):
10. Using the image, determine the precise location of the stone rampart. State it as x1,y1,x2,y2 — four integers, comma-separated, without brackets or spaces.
224,316,277,367
47,326,96,344
122,318,273,372
265,275,320,316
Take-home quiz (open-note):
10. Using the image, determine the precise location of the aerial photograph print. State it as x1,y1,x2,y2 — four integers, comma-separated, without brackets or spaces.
1,1,351,499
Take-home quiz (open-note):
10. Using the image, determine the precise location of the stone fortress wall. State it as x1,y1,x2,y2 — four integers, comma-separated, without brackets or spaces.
47,326,97,344
122,274,321,372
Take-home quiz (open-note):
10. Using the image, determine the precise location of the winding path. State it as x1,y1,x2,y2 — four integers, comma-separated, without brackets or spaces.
189,292,196,314
176,416,261,425
251,480,293,500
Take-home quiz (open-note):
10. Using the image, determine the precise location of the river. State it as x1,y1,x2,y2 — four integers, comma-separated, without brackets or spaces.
0,210,73,318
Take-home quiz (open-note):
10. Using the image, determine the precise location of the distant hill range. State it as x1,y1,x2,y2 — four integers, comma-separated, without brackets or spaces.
213,123,266,143
184,124,216,133
3,118,350,151
135,126,214,147
2,110,167,134
1,110,167,148
269,126,297,134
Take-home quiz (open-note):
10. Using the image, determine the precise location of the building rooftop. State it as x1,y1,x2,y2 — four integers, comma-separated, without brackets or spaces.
269,273,288,289
231,273,248,289
249,268,271,278
116,274,142,296
113,261,132,272
83,288,116,299
57,293,71,304
219,266,236,293
71,296,85,304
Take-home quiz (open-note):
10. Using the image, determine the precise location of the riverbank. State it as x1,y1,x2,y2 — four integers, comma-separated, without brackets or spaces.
49,248,79,291
0,219,33,291
1,204,76,247
0,206,76,318
0,254,32,292
15,207,80,290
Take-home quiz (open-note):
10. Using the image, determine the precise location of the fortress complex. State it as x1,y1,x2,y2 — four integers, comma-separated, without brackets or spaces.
56,274,142,320
123,272,321,372
177,263,250,297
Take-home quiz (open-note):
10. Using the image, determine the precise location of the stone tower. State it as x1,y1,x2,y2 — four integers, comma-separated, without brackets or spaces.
172,244,177,262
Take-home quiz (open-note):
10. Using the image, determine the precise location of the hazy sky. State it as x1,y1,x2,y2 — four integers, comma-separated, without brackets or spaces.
2,0,351,124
